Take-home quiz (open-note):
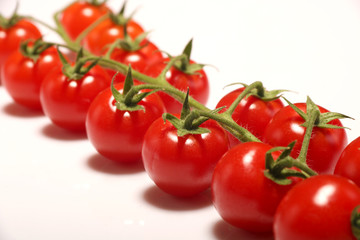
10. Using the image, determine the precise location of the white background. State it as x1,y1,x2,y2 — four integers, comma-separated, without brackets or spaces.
1,0,360,239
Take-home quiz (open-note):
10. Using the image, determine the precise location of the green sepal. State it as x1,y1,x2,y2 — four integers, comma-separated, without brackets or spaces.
87,0,108,6
109,1,137,26
283,96,352,130
19,38,53,62
172,39,206,75
111,66,159,112
351,205,360,240
0,3,23,29
162,89,211,137
233,82,288,102
264,141,310,185
58,47,101,80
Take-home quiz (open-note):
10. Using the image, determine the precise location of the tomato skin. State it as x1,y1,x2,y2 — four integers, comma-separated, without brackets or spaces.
211,142,297,232
334,137,360,187
216,87,284,146
83,18,144,56
274,174,360,240
144,58,210,113
142,116,229,197
107,41,163,83
40,65,111,131
60,1,110,41
263,103,347,174
1,47,62,110
0,19,41,82
86,83,166,163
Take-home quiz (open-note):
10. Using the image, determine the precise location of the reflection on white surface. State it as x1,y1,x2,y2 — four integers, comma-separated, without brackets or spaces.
82,8,93,17
243,149,256,166
83,76,95,85
290,123,304,135
313,184,336,206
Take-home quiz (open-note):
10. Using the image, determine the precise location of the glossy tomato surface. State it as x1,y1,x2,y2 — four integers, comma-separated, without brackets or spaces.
263,103,347,174
144,58,209,114
216,87,284,146
0,19,41,82
40,64,111,131
2,47,62,110
60,1,110,40
83,18,144,56
211,142,297,233
107,40,163,83
142,116,229,197
274,174,360,240
86,82,166,163
334,137,360,187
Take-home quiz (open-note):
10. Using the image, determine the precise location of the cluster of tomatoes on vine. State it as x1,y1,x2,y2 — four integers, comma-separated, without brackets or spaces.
1,1,360,239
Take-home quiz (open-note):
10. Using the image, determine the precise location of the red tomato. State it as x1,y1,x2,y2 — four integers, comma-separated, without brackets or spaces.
60,1,110,40
216,87,284,146
211,142,297,232
334,137,360,186
1,46,62,110
0,19,41,82
274,174,360,240
144,58,210,113
40,64,111,132
263,103,347,174
86,82,166,163
142,116,229,197
83,18,144,56
107,40,163,83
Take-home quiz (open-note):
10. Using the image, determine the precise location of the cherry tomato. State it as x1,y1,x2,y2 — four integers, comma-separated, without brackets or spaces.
144,58,210,113
274,174,360,240
83,18,144,56
60,1,110,41
1,46,62,110
263,103,347,174
107,40,163,83
40,64,111,132
86,82,166,163
142,116,229,197
334,137,360,186
216,87,284,147
211,142,297,232
0,19,41,83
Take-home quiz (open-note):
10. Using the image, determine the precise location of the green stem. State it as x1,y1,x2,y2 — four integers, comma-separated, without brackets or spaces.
75,14,109,45
198,110,260,142
297,108,320,163
224,81,264,116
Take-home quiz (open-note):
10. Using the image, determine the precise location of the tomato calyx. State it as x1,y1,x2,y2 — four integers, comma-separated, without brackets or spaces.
162,89,216,137
57,47,101,80
172,39,206,75
105,26,149,57
264,141,317,185
0,4,23,29
111,66,160,112
222,81,287,116
19,38,52,62
351,205,360,239
86,0,108,7
109,1,135,26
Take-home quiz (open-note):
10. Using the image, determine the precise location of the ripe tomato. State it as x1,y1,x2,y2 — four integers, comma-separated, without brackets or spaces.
1,46,62,110
0,19,41,82
83,18,144,56
334,137,360,187
86,82,166,163
144,58,210,113
40,64,111,132
60,0,110,41
216,87,284,147
274,174,360,240
142,115,229,197
107,40,163,83
263,103,347,174
211,142,297,232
